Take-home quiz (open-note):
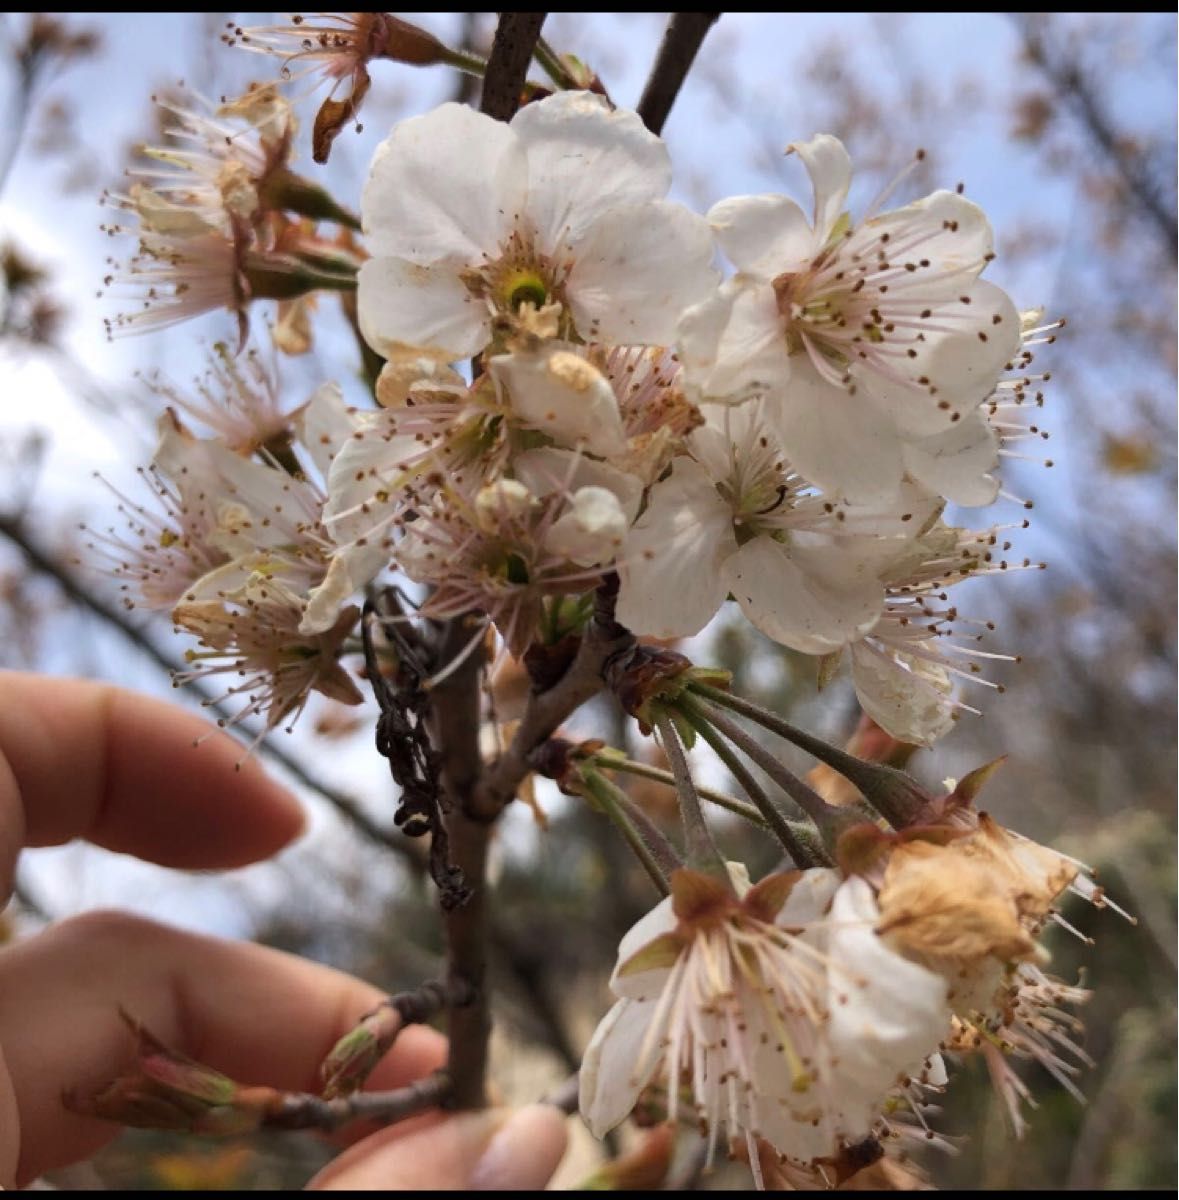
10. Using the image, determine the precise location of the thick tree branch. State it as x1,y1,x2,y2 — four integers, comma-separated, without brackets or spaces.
480,12,547,122
636,13,721,135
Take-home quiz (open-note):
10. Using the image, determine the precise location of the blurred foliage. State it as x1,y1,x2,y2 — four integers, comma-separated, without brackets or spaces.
0,10,1173,1191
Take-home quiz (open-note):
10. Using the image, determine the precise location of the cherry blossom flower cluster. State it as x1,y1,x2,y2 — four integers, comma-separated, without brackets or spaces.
89,57,1111,1188
99,89,1053,746
578,793,1112,1186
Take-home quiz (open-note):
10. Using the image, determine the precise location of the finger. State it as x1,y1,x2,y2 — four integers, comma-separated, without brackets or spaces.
310,1104,569,1191
0,672,306,896
0,911,447,1186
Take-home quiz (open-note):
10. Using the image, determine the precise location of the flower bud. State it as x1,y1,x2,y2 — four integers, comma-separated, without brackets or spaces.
66,1013,276,1135
320,1003,405,1099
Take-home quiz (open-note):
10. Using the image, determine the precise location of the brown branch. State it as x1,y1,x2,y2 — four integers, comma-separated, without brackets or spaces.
636,13,721,135
473,580,634,820
1013,14,1177,253
0,513,423,870
480,12,547,122
426,11,552,1112
429,617,491,1110
266,1070,452,1131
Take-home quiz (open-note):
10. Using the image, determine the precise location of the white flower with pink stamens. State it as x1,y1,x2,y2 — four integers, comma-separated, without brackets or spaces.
678,134,1021,505
579,866,949,1181
615,399,939,650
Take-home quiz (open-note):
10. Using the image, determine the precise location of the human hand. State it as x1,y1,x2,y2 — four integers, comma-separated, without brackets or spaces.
0,672,567,1190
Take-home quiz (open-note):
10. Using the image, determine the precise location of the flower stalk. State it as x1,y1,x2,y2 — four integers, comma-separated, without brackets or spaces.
689,682,932,828
653,710,729,883
680,700,831,867
579,766,677,894
683,696,864,854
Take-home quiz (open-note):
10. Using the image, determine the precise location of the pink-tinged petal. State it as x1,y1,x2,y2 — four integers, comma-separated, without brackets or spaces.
677,282,791,405
826,877,951,1096
511,91,671,250
358,257,488,361
787,133,853,242
707,193,816,278
902,408,1000,507
725,538,883,655
770,359,905,504
568,201,718,346
579,999,659,1138
850,642,957,747
616,459,734,639
362,103,525,262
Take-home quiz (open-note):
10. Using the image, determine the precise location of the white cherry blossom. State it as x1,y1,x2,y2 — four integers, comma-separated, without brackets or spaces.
579,866,949,1180
678,134,1021,505
358,91,718,360
615,400,939,651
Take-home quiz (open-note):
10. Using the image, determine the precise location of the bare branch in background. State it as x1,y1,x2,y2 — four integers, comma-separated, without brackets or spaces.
636,12,721,135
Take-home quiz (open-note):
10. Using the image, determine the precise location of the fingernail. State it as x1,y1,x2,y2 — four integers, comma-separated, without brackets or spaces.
469,1104,568,1191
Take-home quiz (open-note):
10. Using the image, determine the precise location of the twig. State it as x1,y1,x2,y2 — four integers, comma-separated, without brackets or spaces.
480,12,548,122
636,13,721,136
266,1070,452,1131
473,580,634,819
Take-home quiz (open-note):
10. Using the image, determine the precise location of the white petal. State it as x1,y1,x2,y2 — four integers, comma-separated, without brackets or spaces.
677,282,791,405
491,347,626,457
545,486,628,566
850,642,957,747
568,200,718,346
827,877,950,1097
776,867,843,928
865,189,994,291
726,537,883,655
707,193,815,278
610,895,678,992
294,382,355,479
512,91,670,250
615,459,735,638
579,999,658,1138
358,257,488,362
857,279,1021,437
512,447,644,522
902,407,999,506
362,103,525,262
787,133,853,241
770,359,905,504
300,544,387,635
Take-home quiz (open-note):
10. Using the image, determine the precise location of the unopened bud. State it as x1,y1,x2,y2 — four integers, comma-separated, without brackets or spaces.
320,1004,405,1099
65,1012,276,1135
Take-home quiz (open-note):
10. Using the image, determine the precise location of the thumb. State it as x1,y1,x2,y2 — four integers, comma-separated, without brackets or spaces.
310,1104,568,1191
